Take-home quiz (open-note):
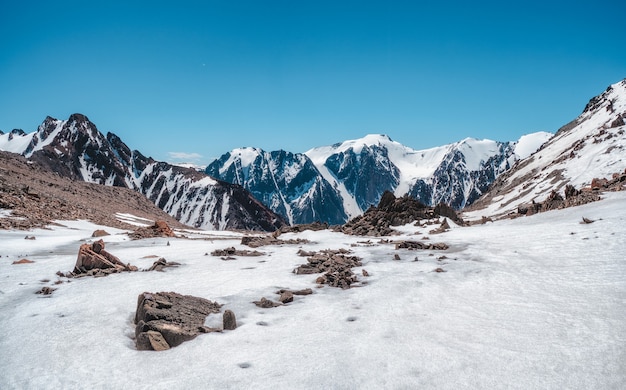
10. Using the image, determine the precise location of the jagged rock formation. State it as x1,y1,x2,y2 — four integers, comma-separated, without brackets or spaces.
0,115,286,231
73,239,134,275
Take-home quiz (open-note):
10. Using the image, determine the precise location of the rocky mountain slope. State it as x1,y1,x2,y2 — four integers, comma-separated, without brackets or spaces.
466,78,626,219
0,115,286,231
208,133,551,225
0,150,184,230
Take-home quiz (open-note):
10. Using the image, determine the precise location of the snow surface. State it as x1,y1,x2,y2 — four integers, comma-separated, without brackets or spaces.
0,132,35,154
1,193,625,389
514,131,553,159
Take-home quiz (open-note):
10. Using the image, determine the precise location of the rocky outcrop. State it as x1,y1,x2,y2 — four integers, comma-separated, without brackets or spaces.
134,292,223,351
210,247,264,257
340,191,463,236
129,221,176,240
240,235,310,248
73,239,134,275
395,241,449,250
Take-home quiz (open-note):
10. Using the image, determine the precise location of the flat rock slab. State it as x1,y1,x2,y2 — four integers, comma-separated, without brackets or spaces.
135,291,222,351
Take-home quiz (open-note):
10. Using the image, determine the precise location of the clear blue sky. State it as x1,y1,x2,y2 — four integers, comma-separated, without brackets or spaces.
1,0,624,165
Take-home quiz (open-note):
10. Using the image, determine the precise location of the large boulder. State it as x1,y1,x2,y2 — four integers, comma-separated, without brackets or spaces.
135,292,223,351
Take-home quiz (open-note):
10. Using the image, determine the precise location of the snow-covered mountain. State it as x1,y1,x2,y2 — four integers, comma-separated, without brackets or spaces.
207,133,550,224
466,78,626,218
0,114,286,231
206,148,347,225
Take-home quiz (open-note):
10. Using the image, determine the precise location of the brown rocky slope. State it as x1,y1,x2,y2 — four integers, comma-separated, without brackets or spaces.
0,151,186,230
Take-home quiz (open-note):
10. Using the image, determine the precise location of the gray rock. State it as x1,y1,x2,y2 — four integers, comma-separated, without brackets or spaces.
223,310,237,330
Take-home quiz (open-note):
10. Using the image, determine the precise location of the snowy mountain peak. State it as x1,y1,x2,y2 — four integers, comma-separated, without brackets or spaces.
513,132,553,159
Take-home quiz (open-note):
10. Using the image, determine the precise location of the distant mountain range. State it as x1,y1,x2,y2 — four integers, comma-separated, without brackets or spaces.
2,78,624,229
206,133,551,224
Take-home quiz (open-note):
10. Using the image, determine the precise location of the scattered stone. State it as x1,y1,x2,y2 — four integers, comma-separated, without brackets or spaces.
91,229,110,237
393,254,401,260
434,268,446,273
135,291,222,351
136,330,170,351
296,249,316,257
36,286,56,295
241,235,310,248
395,241,449,250
278,291,294,303
581,217,595,224
276,288,313,296
293,249,362,289
210,247,264,257
253,297,281,308
362,269,369,277
148,258,181,272
223,310,237,330
12,258,34,264
429,218,451,234
24,235,36,240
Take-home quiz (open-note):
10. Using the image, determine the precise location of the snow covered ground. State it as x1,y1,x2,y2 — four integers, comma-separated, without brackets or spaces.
1,193,625,389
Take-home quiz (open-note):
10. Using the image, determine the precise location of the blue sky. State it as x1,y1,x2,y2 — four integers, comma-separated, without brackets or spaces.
1,1,624,165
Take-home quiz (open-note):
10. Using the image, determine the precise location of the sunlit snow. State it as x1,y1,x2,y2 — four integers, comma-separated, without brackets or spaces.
1,193,624,389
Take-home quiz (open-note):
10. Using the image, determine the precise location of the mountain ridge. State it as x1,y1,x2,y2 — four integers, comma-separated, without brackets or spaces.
0,115,286,231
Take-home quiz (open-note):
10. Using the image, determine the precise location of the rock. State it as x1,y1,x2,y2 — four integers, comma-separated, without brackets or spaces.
241,235,309,248
24,235,36,240
129,220,176,240
429,218,451,234
148,258,180,272
73,239,130,274
136,330,170,351
293,249,362,289
395,241,449,250
91,229,110,237
581,217,595,224
362,269,369,277
210,247,264,257
278,291,294,303
36,286,56,295
135,292,222,351
393,254,401,260
276,288,313,296
223,310,237,330
434,268,446,273
253,297,281,308
12,258,34,264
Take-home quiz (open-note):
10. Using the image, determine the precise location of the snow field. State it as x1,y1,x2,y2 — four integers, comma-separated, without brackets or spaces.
1,193,625,389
